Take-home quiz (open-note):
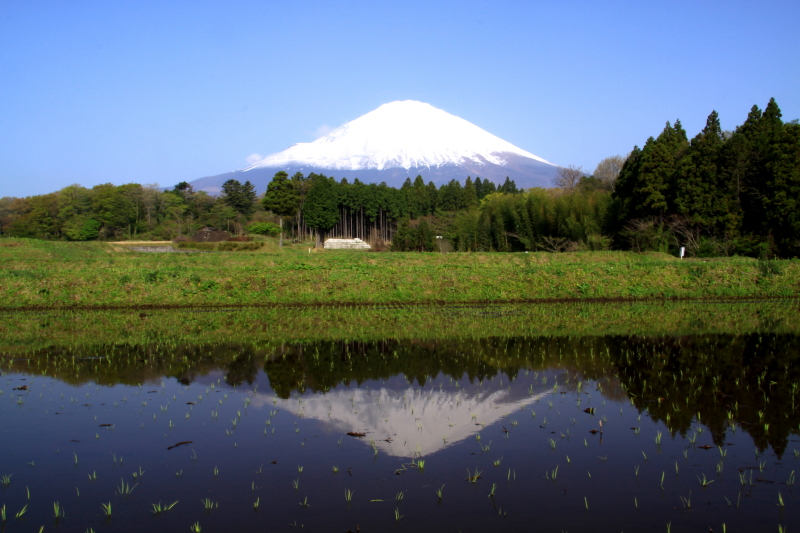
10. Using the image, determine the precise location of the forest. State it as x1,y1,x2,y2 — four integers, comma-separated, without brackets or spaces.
1,98,797,258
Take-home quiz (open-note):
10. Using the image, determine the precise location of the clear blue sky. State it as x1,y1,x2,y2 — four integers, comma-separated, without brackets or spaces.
1,0,798,197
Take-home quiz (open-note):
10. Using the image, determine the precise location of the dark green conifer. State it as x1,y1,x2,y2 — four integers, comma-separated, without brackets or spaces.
262,171,299,247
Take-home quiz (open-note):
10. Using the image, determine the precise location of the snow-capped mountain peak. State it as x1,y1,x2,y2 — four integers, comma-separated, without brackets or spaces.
244,100,551,172
189,101,559,193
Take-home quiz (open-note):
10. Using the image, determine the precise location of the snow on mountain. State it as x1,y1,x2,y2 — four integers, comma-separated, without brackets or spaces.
245,100,551,172
189,100,560,193
249,373,551,458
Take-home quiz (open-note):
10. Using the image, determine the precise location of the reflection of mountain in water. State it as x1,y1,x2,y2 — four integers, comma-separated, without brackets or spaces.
253,373,554,457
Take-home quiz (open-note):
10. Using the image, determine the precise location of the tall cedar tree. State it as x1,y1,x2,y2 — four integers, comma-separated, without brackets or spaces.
673,111,733,235
463,177,478,208
262,171,300,247
741,99,800,256
303,174,340,247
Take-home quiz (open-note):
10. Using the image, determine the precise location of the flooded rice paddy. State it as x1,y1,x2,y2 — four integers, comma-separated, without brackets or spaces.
1,301,799,532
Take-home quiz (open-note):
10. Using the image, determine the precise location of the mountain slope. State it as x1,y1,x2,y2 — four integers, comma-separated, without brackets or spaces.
190,101,560,193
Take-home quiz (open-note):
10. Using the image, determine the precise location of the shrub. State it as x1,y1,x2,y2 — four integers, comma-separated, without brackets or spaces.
246,222,282,236
63,218,101,241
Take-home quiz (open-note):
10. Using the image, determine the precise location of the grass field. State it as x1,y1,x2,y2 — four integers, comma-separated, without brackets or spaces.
0,237,798,309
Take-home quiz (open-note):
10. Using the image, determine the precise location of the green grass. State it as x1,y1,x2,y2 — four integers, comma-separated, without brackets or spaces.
1,299,800,361
0,238,798,309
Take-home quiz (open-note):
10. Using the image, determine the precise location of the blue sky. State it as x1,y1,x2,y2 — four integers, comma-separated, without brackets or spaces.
1,0,798,197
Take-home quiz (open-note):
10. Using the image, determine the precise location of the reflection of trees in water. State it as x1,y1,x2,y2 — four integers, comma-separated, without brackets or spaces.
4,333,798,455
613,333,800,456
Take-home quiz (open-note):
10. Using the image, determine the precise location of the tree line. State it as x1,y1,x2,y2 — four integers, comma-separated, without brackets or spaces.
0,169,521,245
440,98,799,257
2,98,796,257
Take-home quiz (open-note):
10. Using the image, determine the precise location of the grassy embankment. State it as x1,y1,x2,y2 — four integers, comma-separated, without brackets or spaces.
2,300,799,357
0,237,798,309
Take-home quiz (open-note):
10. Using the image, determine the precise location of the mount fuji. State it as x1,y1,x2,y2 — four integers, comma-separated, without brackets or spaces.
188,101,560,193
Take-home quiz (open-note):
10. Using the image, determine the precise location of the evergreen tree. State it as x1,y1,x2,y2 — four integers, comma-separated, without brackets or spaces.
438,179,465,211
412,175,429,217
303,174,340,247
221,179,257,217
629,121,688,220
416,219,436,251
674,111,729,234
741,99,799,256
498,177,519,194
474,177,484,200
425,181,438,214
391,218,414,251
464,176,478,208
262,171,299,247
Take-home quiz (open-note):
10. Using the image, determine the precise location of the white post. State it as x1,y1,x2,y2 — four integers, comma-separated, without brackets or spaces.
679,247,685,259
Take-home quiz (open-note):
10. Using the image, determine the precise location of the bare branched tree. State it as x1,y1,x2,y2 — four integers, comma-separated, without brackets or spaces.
592,155,626,191
539,236,577,253
553,165,583,190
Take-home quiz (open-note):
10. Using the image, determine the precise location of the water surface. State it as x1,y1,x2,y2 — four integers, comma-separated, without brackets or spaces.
1,302,798,532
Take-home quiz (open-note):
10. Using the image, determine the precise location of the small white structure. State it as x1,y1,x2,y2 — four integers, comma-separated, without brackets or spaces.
324,238,371,250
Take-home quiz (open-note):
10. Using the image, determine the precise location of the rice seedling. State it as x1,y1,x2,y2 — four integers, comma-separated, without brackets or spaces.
787,470,795,486
116,478,138,495
190,522,201,532
299,496,310,507
292,478,300,490
53,501,64,518
679,491,692,509
488,483,497,497
394,507,403,522
332,466,339,473
435,485,444,499
466,467,483,483
776,492,785,507
1,474,12,487
201,498,218,510
253,497,260,510
151,501,178,514
101,502,112,516
395,491,404,501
